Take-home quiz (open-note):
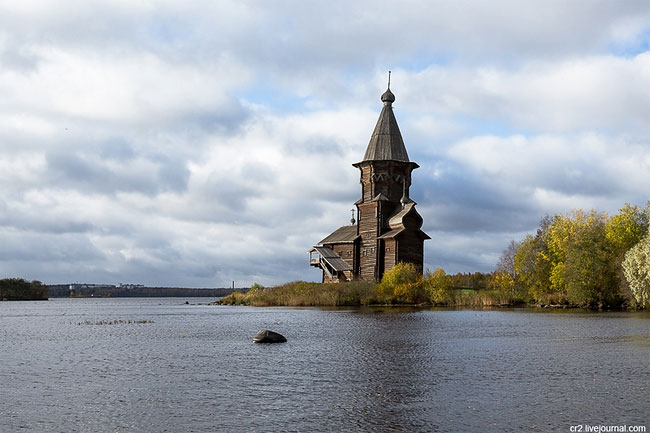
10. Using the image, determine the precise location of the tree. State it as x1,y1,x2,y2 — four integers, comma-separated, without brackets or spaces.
561,211,619,307
496,240,519,276
606,203,649,302
506,204,648,308
514,216,554,303
377,262,425,304
0,278,48,300
606,203,649,251
424,268,452,304
623,234,650,308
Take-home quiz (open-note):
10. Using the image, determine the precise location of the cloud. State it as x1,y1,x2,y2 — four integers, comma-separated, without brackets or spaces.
394,52,650,136
0,1,648,285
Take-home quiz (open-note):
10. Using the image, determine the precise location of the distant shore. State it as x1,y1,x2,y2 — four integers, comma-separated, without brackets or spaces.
0,278,238,301
1,278,48,301
47,284,237,298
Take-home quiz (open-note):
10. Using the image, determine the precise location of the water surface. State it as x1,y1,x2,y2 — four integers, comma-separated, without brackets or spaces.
1,298,648,432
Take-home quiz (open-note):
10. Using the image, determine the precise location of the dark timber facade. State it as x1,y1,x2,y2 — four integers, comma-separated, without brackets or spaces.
310,84,429,283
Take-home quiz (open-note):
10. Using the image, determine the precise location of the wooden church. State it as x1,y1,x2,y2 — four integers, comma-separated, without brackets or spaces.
310,81,429,282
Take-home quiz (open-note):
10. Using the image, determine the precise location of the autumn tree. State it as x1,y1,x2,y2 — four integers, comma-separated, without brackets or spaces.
606,203,649,251
424,267,452,304
560,210,619,307
606,203,649,301
377,262,425,304
623,234,650,308
514,216,554,303
493,240,528,302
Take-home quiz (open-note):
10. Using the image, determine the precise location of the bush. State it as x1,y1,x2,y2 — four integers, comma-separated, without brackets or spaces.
424,267,452,304
377,262,426,304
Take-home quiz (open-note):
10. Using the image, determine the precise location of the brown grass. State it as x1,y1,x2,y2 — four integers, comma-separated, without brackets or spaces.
217,281,379,306
216,282,528,308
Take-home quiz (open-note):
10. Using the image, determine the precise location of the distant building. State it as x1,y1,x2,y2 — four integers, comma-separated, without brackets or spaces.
310,83,429,282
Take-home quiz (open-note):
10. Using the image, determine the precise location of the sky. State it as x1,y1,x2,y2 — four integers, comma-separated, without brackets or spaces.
1,1,649,287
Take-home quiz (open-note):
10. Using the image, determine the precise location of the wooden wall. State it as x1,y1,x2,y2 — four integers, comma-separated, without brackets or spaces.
396,231,425,274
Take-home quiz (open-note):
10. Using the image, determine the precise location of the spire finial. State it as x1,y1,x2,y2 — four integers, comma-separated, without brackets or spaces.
350,209,356,225
381,71,395,105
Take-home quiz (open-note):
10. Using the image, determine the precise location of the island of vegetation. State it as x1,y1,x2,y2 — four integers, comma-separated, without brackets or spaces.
218,203,650,310
0,278,48,301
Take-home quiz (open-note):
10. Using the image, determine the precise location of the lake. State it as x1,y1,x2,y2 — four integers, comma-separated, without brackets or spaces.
1,298,648,432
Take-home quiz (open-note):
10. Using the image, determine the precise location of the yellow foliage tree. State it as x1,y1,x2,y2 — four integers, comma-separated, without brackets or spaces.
378,262,425,304
424,267,452,304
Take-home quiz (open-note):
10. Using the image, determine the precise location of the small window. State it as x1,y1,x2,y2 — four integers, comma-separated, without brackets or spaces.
386,247,390,252
363,250,367,256
371,247,375,253
347,251,351,257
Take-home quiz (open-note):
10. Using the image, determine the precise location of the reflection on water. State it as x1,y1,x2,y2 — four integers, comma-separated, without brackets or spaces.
1,298,648,432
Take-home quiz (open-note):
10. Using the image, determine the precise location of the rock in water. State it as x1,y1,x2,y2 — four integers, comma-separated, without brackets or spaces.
253,329,287,344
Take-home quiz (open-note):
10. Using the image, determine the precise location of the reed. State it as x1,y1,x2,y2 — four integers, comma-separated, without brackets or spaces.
447,289,525,307
216,281,528,308
217,281,379,307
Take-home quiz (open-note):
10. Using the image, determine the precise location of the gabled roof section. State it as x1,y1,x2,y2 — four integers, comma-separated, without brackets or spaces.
318,225,359,245
361,87,410,162
310,246,353,272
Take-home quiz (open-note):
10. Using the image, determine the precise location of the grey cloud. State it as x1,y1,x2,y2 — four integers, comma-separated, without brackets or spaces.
0,44,40,72
4,2,648,91
0,212,95,235
100,137,136,161
155,157,190,193
45,148,190,196
0,231,104,262
184,103,253,135
414,165,537,233
284,137,347,157
425,238,500,273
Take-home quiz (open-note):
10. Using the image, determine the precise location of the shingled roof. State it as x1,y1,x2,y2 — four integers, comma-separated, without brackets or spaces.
310,246,352,272
318,225,359,245
361,87,410,162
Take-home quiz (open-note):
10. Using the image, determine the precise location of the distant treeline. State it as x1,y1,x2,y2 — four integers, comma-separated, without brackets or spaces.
48,285,236,298
1,278,48,301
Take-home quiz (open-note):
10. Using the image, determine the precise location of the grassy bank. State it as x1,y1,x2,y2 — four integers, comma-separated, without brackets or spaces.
216,280,525,308
217,281,379,307
217,252,648,308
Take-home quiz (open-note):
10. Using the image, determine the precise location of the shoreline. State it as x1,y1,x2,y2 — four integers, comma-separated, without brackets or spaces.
213,281,645,311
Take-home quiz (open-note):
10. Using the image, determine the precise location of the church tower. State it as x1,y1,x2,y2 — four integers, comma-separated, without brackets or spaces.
310,79,429,282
